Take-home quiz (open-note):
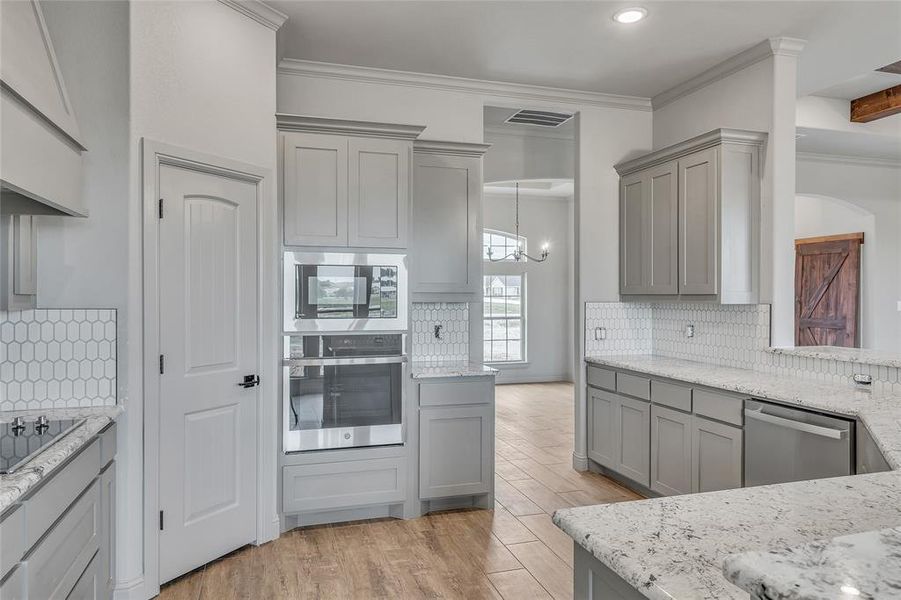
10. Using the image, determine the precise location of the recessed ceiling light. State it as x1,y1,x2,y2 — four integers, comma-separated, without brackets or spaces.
613,7,647,24
840,585,861,597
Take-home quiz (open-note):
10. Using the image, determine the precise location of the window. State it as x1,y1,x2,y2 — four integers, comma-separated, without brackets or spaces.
483,273,525,363
483,229,527,262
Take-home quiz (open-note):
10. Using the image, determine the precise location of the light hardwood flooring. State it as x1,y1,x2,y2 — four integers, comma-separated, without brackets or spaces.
159,382,641,600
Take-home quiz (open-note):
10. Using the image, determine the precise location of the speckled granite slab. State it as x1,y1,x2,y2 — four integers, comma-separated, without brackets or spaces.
723,525,901,600
0,405,122,513
768,346,901,369
410,361,498,379
585,354,901,468
554,472,901,600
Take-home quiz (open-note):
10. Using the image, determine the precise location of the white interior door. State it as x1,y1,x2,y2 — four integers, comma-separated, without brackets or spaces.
158,164,259,583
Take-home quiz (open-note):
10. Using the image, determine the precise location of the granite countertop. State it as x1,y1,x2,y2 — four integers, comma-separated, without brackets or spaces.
553,354,901,600
723,525,901,600
0,405,122,513
768,346,901,369
410,360,498,379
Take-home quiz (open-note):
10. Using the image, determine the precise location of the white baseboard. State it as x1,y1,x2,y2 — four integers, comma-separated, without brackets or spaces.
572,452,589,471
113,576,146,600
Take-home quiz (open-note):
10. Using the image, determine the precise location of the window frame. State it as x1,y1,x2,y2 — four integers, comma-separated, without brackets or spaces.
482,229,528,365
483,228,527,263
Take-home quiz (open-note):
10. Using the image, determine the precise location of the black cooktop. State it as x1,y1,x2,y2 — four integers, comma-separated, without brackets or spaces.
0,418,85,474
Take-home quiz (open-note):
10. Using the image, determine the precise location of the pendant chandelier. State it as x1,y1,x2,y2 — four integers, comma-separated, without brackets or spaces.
487,182,549,263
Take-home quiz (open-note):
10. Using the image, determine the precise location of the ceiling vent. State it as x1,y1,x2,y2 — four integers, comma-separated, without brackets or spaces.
505,109,573,128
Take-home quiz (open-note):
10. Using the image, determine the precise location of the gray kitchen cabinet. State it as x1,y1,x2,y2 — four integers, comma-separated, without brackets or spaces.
278,115,424,249
650,404,692,496
65,552,100,600
615,395,651,487
678,147,718,294
283,132,349,247
282,456,407,513
615,129,765,303
419,404,493,499
691,415,743,492
99,463,116,598
587,387,618,469
347,137,410,248
0,215,37,310
411,140,490,302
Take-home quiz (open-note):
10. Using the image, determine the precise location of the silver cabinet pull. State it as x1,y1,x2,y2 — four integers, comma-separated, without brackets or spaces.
744,408,846,440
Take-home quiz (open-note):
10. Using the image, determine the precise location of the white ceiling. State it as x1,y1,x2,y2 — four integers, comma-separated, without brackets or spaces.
483,106,575,139
797,127,901,162
815,71,901,101
272,1,901,99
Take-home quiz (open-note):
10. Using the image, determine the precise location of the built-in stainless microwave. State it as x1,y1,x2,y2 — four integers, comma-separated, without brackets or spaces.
284,251,408,333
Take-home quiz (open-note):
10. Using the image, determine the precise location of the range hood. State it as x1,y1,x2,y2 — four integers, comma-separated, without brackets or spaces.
0,0,87,217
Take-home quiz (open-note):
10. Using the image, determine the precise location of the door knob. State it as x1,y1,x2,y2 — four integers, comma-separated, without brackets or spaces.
238,375,260,388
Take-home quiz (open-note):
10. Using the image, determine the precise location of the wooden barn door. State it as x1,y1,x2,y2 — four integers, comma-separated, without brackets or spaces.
794,233,864,347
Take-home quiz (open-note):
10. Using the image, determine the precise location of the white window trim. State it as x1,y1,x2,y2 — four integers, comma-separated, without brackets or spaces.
483,271,527,365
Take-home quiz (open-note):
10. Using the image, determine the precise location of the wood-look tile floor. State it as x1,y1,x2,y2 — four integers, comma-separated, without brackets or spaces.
159,382,642,600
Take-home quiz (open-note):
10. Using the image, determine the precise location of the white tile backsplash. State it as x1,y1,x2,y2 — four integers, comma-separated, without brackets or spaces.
412,302,469,362
585,301,900,394
0,309,117,411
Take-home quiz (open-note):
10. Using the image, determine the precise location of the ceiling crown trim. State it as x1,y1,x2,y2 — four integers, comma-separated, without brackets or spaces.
796,152,901,169
276,114,426,139
652,37,807,110
218,0,288,31
277,59,652,112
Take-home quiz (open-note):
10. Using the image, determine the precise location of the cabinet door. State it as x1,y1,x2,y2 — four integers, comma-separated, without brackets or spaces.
412,152,481,300
679,148,718,295
283,132,348,246
650,405,692,496
691,415,742,493
587,387,618,469
348,137,410,248
66,552,100,600
615,395,650,487
99,464,116,599
420,404,492,499
646,162,679,294
619,172,645,294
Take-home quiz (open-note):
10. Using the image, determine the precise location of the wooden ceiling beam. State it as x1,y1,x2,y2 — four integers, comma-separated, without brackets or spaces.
850,84,901,123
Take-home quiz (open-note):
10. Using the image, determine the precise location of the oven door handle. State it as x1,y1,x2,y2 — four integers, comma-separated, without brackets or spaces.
283,356,408,367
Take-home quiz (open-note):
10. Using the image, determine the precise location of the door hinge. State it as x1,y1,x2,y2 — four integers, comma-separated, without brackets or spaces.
159,354,164,375
159,510,164,530
158,198,164,219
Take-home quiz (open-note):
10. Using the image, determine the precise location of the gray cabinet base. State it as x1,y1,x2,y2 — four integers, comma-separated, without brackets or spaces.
574,544,647,600
587,460,658,499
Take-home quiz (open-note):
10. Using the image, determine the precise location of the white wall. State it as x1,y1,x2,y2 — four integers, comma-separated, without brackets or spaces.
652,48,800,346
126,3,278,597
483,130,574,183
484,192,573,383
796,159,901,353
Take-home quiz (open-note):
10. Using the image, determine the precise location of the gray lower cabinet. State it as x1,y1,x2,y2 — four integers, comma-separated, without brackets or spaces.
691,415,743,492
650,405,692,496
587,387,617,469
615,395,651,487
282,456,407,513
0,422,116,600
420,404,493,499
574,544,649,600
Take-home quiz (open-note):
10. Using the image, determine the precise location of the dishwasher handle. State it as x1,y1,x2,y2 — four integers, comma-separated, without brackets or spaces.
743,408,847,440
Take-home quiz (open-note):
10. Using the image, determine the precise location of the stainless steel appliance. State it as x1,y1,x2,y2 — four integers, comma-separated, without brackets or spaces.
0,416,85,474
744,399,854,487
284,251,407,333
282,334,405,452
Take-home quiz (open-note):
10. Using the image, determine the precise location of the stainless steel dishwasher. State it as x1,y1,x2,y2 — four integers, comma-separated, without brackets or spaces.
744,399,854,487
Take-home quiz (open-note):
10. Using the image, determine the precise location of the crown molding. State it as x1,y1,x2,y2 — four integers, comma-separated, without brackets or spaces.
484,125,574,142
275,114,426,140
278,59,652,112
797,152,901,169
414,139,492,157
652,37,806,110
218,0,287,31
615,128,767,176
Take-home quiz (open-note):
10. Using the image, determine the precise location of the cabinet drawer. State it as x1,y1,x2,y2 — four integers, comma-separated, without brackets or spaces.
651,380,692,412
692,389,744,426
283,458,406,514
586,365,616,391
616,373,650,401
419,379,493,407
0,563,25,600
26,479,100,600
99,423,117,468
0,506,24,580
24,439,100,550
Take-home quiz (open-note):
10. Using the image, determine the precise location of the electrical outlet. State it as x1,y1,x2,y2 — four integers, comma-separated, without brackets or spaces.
685,324,695,338
434,324,443,339
594,327,607,341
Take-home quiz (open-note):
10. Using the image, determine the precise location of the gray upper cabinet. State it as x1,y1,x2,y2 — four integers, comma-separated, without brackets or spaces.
615,129,764,303
691,415,743,493
411,140,490,302
348,137,410,249
650,404,692,496
278,115,425,249
283,132,349,247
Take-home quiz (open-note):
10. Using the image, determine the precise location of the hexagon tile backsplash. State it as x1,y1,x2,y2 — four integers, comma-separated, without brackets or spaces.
412,302,470,362
0,309,117,411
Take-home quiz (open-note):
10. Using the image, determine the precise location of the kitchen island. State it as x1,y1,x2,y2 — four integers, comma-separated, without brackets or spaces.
554,354,901,599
